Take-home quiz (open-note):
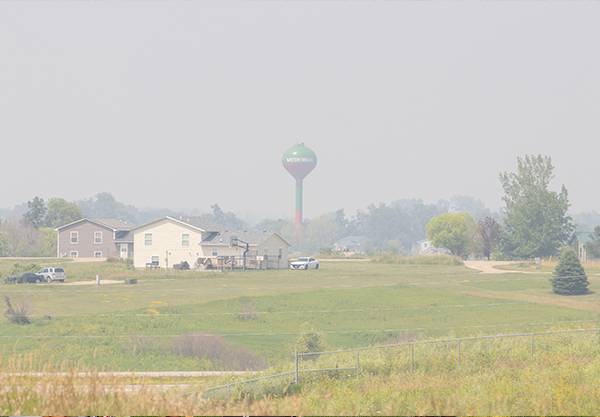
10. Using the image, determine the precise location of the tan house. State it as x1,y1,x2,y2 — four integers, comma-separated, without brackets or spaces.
131,216,290,269
56,218,133,259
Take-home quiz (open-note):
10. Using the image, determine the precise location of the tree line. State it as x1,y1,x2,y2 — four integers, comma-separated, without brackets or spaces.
0,154,595,259
426,155,576,259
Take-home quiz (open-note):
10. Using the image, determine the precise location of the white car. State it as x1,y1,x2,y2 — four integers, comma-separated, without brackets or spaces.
290,257,320,270
36,267,66,283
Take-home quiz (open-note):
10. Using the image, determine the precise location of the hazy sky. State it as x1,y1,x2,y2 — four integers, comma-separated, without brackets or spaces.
1,1,599,219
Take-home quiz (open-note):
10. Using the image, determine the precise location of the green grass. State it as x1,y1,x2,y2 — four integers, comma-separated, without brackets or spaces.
1,258,599,372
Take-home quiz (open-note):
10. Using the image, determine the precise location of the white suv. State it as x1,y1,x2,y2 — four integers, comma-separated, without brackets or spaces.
36,267,66,283
290,257,320,270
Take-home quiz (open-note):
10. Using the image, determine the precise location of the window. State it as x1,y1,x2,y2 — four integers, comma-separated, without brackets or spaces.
94,231,103,244
212,250,218,257
55,268,64,273
70,251,78,258
94,251,103,258
70,231,79,244
151,256,159,264
181,233,190,247
144,233,152,246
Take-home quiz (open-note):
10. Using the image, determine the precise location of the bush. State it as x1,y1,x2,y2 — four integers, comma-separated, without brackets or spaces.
4,296,30,325
171,333,265,370
124,278,138,285
552,248,589,295
296,332,325,361
372,254,463,266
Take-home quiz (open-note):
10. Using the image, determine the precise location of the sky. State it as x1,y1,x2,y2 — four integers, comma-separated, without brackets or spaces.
1,1,599,220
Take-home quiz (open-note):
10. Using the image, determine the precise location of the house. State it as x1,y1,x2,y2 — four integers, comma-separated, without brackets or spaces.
131,217,207,269
56,218,133,259
413,239,450,256
200,229,290,269
130,216,290,269
332,235,369,256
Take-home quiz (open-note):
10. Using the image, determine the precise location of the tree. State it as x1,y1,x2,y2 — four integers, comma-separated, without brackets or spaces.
0,231,9,257
426,212,477,257
37,227,57,257
551,248,589,295
77,192,142,224
477,216,502,260
585,226,600,259
500,155,574,258
45,198,83,228
449,195,491,220
353,199,448,253
22,197,46,228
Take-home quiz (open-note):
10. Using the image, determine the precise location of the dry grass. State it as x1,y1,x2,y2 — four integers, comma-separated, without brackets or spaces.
5,333,600,415
463,289,600,312
372,254,463,266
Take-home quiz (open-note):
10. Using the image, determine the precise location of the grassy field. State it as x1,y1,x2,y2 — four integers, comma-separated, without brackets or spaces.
1,257,600,413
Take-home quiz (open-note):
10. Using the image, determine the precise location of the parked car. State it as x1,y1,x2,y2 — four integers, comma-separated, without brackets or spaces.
36,267,66,283
173,261,190,270
290,257,320,270
4,272,44,284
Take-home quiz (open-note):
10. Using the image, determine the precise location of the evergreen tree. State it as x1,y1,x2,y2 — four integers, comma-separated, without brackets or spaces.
552,248,589,295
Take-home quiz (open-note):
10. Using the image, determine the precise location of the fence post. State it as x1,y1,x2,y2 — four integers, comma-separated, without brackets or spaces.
410,343,415,372
530,334,535,358
294,350,299,384
457,340,461,368
356,351,360,377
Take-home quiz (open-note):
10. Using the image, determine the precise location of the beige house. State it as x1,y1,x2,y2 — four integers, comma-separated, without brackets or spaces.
131,217,290,269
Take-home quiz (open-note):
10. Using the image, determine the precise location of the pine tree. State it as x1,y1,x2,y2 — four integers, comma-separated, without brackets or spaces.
552,248,589,295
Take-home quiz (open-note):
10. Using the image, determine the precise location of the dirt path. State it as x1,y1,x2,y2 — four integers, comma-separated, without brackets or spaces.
464,260,536,274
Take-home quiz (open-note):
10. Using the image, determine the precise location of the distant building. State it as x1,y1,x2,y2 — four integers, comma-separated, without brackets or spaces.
56,218,132,259
332,236,368,256
130,217,290,269
413,239,450,256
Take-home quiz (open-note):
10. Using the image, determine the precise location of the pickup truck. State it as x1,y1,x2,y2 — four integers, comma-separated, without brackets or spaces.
36,267,66,283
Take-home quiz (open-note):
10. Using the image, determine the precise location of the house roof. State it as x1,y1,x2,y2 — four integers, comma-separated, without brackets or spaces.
182,216,223,233
93,218,132,230
130,216,206,233
56,217,132,231
201,229,290,247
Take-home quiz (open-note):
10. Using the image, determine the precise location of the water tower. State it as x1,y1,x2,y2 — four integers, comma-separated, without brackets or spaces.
282,143,317,225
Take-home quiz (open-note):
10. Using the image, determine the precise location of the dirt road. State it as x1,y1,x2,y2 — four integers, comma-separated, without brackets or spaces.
464,260,534,274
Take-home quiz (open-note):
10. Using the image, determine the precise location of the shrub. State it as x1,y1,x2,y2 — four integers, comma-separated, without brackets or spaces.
4,296,30,325
171,333,265,370
124,278,138,285
551,248,589,295
296,332,325,361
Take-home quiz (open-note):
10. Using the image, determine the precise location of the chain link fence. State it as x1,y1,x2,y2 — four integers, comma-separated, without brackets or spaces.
204,327,600,399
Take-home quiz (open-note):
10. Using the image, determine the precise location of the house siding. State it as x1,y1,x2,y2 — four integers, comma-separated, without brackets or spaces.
58,221,119,258
132,219,204,268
